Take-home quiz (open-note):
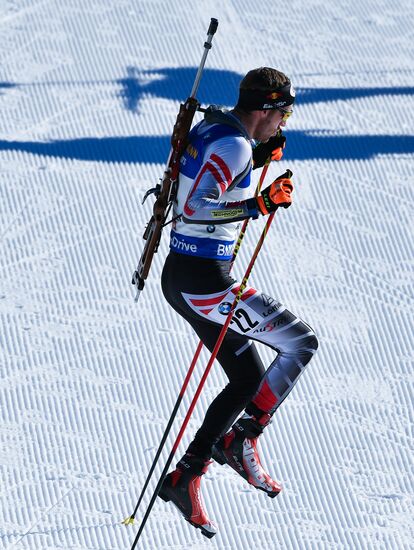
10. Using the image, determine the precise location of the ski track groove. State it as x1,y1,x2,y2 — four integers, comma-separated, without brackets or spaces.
285,216,414,307
0,0,51,26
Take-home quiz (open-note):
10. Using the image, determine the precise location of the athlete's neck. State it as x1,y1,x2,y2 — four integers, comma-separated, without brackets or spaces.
231,108,261,140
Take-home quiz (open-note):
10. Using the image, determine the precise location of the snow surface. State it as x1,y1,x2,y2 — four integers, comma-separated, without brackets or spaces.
0,1,413,549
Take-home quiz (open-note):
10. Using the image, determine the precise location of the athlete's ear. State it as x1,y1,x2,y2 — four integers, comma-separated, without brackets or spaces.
261,110,273,121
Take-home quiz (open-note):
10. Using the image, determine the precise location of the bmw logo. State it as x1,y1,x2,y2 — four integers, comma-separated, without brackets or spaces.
207,225,215,233
218,302,232,315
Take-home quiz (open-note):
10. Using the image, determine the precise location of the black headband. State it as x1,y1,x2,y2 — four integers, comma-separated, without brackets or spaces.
237,81,295,111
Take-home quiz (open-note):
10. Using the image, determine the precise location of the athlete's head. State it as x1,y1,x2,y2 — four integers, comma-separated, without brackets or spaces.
237,67,295,110
234,67,295,142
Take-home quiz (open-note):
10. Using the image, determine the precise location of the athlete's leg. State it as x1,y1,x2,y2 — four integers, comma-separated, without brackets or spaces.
161,253,265,458
162,253,318,457
161,252,319,499
184,319,265,458
180,285,319,414
185,286,319,497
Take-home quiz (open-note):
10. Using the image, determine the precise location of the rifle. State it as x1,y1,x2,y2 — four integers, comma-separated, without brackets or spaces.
131,18,219,302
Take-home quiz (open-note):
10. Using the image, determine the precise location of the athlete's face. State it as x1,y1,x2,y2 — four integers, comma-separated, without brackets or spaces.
256,108,292,142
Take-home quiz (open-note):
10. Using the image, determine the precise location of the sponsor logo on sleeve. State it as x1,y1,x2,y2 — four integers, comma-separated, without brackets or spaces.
186,144,199,159
211,208,244,219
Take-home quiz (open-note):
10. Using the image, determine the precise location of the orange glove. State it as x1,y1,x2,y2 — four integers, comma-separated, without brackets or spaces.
256,170,293,215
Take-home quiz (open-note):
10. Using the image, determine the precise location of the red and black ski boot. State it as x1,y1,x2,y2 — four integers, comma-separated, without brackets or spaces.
158,453,217,538
212,413,282,498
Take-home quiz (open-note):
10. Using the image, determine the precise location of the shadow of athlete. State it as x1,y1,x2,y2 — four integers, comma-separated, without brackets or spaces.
117,66,414,114
0,68,413,162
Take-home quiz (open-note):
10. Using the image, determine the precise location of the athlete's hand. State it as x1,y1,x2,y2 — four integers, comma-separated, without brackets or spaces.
257,170,293,214
252,132,286,169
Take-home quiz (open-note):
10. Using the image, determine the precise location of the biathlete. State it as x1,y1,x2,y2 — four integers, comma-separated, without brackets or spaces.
159,67,318,537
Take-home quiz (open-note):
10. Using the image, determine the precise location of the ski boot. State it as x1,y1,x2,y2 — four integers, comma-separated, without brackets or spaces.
158,453,217,538
212,413,282,498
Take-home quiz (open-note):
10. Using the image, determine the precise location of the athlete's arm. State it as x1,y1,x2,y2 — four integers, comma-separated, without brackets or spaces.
181,136,259,224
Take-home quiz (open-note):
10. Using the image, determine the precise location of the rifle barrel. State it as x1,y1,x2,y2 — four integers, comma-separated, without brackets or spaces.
190,18,219,98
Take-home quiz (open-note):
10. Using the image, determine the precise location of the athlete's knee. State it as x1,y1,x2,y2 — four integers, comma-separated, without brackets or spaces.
279,321,318,363
295,326,318,363
306,331,319,354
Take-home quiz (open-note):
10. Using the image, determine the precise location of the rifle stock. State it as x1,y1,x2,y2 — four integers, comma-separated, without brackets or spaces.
132,20,218,302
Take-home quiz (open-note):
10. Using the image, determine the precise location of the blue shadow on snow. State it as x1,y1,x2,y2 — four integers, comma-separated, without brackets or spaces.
1,132,413,162
117,66,414,113
1,67,413,162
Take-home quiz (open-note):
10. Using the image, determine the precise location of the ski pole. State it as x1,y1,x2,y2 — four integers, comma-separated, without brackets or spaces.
129,171,283,548
230,161,270,269
122,343,203,527
123,162,270,527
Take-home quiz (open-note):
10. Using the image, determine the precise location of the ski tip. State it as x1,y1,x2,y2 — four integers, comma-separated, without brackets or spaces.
122,516,135,525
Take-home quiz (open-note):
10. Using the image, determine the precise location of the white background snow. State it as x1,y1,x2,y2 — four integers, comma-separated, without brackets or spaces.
0,1,413,549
